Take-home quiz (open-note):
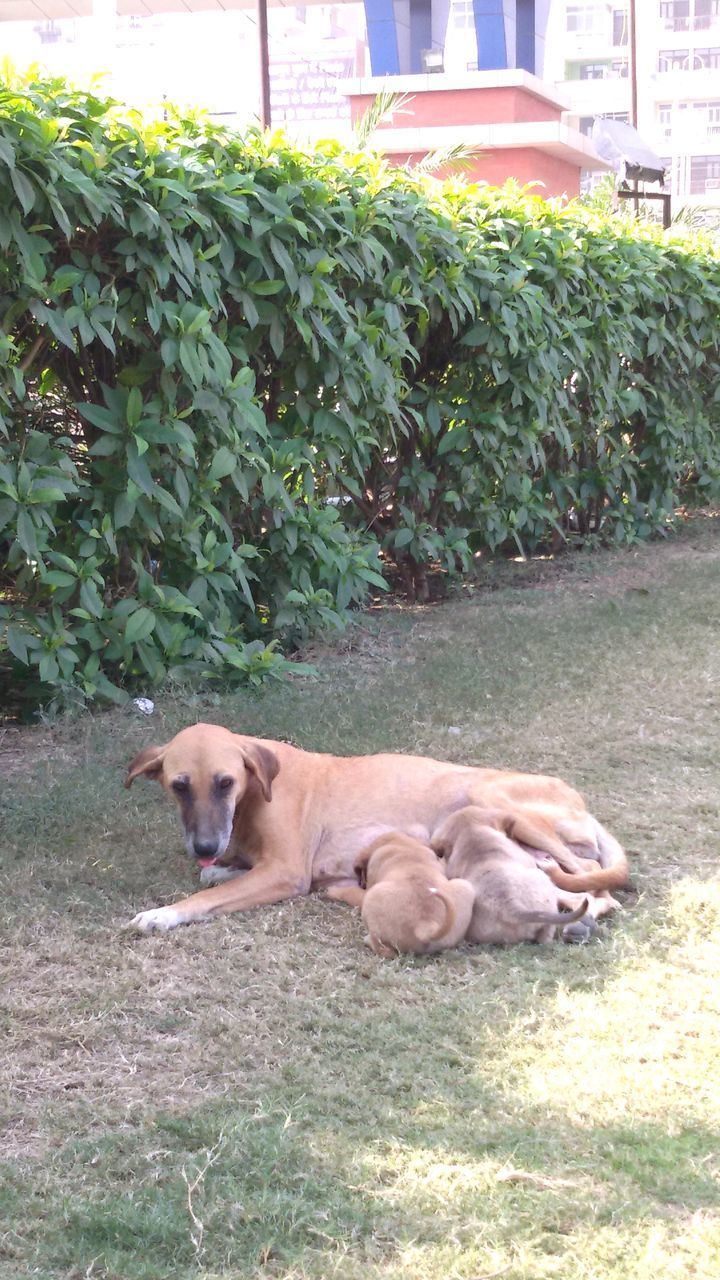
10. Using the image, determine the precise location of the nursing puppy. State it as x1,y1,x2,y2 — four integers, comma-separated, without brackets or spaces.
327,831,475,958
432,806,593,945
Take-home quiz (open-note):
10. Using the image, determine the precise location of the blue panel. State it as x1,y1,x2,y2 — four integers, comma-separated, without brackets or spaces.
472,0,507,70
364,0,400,74
516,0,535,73
409,0,432,73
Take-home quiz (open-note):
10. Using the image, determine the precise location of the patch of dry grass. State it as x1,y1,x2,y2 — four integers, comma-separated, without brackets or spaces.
2,519,720,1278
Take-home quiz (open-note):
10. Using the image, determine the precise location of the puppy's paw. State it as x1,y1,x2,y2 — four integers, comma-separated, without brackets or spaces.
125,906,187,933
562,916,597,945
199,865,244,888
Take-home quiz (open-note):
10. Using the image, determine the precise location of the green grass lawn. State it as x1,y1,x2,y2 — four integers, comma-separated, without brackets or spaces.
2,520,720,1280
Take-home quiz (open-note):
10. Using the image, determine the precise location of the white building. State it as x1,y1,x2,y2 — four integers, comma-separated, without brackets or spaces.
0,2,367,141
544,0,720,205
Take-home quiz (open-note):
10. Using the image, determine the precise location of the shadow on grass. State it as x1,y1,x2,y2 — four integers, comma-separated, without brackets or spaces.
3,1082,718,1280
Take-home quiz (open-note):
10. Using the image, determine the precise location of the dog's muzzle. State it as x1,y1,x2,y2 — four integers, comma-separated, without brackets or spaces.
193,840,219,867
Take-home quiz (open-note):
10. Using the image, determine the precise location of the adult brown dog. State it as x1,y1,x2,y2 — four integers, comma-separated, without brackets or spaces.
327,832,476,957
124,722,628,932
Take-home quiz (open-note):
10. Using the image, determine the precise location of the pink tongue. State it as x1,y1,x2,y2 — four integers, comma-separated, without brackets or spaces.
198,856,217,868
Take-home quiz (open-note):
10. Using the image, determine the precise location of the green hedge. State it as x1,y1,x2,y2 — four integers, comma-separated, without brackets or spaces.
1,76,719,711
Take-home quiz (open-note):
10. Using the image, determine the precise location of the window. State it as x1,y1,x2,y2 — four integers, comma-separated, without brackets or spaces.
658,102,673,134
661,0,720,29
658,47,691,68
579,62,609,79
661,0,690,30
566,5,606,33
689,98,720,133
34,20,62,42
612,9,628,43
580,112,630,135
694,0,720,29
690,153,720,191
694,45,720,65
452,0,475,30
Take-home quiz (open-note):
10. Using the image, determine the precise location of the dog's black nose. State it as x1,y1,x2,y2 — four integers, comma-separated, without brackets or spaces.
194,840,219,859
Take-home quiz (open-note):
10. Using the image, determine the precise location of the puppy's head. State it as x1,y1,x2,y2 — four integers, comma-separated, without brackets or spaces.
431,805,498,859
125,722,279,866
354,831,433,887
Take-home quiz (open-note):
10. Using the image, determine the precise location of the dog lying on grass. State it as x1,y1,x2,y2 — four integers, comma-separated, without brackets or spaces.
326,831,476,957
124,722,629,932
432,805,619,945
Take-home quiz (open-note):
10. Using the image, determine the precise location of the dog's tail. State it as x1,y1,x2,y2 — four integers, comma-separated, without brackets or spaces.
414,887,455,944
544,818,628,892
517,896,589,927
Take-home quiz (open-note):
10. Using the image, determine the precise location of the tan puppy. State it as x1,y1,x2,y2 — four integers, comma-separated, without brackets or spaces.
124,722,629,932
327,832,475,958
432,806,596,945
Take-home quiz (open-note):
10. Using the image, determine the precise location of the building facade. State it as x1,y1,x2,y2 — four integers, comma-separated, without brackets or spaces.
0,0,610,196
363,0,551,77
543,0,720,204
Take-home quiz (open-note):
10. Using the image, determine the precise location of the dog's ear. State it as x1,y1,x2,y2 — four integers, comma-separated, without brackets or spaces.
240,742,279,803
354,861,368,889
430,825,450,859
125,743,167,788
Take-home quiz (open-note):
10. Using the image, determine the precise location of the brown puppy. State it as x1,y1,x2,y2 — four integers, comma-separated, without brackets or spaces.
124,722,629,932
432,806,597,945
328,832,475,957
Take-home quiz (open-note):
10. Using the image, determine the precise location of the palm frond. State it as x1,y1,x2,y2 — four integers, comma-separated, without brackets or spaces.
354,90,414,149
672,202,720,232
411,142,483,176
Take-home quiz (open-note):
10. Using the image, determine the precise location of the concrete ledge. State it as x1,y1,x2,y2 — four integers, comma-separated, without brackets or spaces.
368,120,613,170
344,68,571,111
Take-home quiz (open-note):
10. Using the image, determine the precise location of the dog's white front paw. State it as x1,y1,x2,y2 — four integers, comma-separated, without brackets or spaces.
199,865,244,888
126,906,186,933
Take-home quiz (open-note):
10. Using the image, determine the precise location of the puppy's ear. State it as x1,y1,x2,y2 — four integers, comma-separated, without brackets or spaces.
354,861,368,889
240,742,279,802
430,825,451,859
125,743,167,788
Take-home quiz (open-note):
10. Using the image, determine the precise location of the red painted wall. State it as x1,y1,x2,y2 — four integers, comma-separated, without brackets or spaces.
348,83,583,200
385,148,581,199
349,85,564,128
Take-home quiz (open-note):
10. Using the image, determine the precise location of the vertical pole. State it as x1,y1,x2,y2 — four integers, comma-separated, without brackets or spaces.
628,0,637,128
92,0,115,74
257,0,272,129
628,0,638,214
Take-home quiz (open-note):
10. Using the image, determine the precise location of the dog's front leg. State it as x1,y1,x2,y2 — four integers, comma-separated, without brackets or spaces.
126,858,310,933
199,864,246,888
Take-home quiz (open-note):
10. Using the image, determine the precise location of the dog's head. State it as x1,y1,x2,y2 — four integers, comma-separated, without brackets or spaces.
431,805,496,860
125,722,279,866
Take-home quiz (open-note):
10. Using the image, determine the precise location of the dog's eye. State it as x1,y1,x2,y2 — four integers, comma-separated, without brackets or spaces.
217,776,234,792
172,778,190,794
